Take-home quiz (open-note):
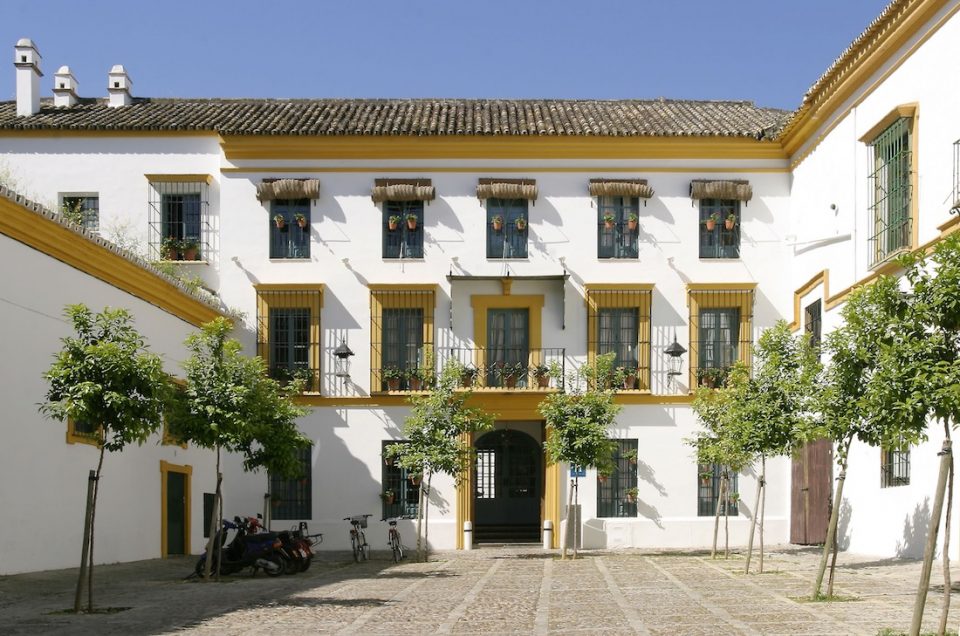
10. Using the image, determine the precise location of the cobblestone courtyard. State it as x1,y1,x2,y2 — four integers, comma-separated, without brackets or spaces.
0,546,955,635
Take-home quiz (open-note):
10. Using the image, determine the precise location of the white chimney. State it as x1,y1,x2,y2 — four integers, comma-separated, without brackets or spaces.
53,65,78,107
107,64,132,107
14,38,42,117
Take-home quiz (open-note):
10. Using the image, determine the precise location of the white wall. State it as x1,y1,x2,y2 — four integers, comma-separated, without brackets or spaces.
0,233,217,574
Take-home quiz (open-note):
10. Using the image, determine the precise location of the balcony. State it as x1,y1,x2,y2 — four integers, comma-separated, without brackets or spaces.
441,348,565,391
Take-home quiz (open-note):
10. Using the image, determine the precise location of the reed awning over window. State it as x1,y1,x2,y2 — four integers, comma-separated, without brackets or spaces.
689,180,752,202
371,179,436,203
588,179,654,199
256,178,320,202
476,178,538,201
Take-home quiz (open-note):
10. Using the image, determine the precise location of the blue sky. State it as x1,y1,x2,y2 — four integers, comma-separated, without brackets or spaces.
3,0,890,110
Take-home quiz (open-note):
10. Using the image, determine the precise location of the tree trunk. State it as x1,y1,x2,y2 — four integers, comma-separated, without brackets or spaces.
712,474,725,559
939,423,954,636
827,514,840,596
423,472,433,562
909,438,951,636
415,474,425,562
744,456,764,574
812,436,851,599
759,456,767,574
74,470,96,613
562,478,574,560
86,441,106,611
572,477,580,560
202,446,221,580
724,484,730,559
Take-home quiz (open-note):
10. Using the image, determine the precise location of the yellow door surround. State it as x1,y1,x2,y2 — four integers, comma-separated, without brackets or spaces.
160,460,192,558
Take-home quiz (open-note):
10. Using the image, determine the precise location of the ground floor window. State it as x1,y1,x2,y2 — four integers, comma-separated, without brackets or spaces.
597,439,639,517
881,445,910,487
269,445,312,520
697,463,739,517
382,441,420,519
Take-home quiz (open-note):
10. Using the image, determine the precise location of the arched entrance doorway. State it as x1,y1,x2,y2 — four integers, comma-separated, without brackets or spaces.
474,429,541,543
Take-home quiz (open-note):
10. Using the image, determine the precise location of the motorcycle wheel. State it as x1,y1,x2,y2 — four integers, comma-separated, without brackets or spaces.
283,557,299,575
263,555,285,577
300,556,312,572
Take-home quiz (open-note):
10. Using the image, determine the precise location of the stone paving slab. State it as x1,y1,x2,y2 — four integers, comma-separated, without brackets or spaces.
1,546,958,634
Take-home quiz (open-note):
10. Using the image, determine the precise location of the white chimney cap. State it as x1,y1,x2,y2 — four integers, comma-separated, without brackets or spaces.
14,38,41,71
16,38,37,48
56,64,70,74
109,64,126,74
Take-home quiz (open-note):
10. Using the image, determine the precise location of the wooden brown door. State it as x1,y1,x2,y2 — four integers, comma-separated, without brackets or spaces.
791,439,833,545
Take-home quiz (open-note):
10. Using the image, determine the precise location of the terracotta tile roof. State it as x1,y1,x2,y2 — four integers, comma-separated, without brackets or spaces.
0,98,789,138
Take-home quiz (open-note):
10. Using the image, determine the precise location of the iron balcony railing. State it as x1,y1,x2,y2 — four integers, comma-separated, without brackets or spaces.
440,347,565,391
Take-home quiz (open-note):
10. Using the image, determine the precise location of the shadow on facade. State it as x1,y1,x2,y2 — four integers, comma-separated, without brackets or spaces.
896,497,930,559
837,497,853,551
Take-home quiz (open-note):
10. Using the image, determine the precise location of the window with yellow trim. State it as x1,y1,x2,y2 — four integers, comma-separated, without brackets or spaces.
585,286,652,391
66,417,101,446
162,381,189,447
255,285,323,393
370,287,435,392
867,117,914,266
687,287,754,388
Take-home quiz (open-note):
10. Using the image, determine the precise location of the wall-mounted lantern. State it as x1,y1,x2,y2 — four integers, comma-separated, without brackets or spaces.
333,340,354,378
665,336,687,378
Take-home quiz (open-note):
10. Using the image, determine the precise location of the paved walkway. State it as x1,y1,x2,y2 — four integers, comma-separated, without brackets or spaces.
0,546,955,635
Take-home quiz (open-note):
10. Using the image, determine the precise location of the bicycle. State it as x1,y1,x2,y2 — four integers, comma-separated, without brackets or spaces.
383,517,406,563
343,514,371,562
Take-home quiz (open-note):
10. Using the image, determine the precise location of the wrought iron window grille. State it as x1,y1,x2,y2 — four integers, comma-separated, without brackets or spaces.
597,440,639,518
148,180,212,263
868,117,913,266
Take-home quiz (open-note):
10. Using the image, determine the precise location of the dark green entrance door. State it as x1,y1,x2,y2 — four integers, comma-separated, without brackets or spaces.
166,471,187,556
474,429,541,542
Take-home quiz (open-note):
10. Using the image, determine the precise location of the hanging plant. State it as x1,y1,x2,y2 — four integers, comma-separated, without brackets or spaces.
274,214,286,229
515,217,527,231
603,213,616,229
406,213,418,230
704,212,719,231
388,215,401,231
627,213,639,231
491,215,503,231
725,213,737,230
295,212,308,229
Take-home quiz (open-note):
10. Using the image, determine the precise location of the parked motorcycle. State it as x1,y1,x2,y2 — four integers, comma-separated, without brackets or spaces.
248,516,322,573
194,516,288,577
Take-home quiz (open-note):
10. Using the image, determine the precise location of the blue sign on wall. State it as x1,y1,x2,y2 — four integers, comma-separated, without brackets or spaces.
570,466,586,478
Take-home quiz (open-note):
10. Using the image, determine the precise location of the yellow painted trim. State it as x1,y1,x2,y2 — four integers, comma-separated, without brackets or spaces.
254,284,324,393
788,270,830,331
543,431,560,549
584,285,653,391
787,1,960,169
221,135,787,161
159,460,192,558
66,417,102,447
145,174,213,184
369,287,436,394
293,391,693,409
687,285,755,388
456,430,474,550
221,165,791,175
501,278,513,296
471,294,544,379
858,103,919,143
0,198,225,327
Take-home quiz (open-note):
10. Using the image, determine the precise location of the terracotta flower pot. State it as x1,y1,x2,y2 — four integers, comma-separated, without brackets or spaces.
504,376,518,389
407,219,417,230
408,377,423,391
492,220,503,231
387,378,401,392
388,220,399,231
409,475,422,486
461,373,474,388
627,219,638,231
725,219,735,230
275,219,286,229
598,475,609,484
705,219,716,231
536,375,550,389
383,494,396,505
604,220,615,230
623,374,637,390
297,218,308,229
183,248,198,261
165,247,179,260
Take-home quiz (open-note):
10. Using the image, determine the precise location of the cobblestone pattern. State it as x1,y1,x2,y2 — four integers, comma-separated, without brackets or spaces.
0,546,955,635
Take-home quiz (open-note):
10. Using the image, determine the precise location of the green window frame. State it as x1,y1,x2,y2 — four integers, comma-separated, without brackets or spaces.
270,445,312,520
487,198,528,259
697,463,739,517
697,307,740,383
270,198,310,259
699,199,740,259
868,117,912,265
486,308,529,387
597,196,639,259
381,308,424,390
382,441,420,519
597,440,639,518
597,308,639,372
383,200,424,259
269,307,310,383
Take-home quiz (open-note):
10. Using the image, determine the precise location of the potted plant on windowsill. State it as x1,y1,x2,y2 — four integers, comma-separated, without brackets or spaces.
382,366,404,392
274,214,286,229
617,366,638,390
697,366,727,389
699,471,713,486
460,365,480,388
181,239,200,261
408,473,422,487
622,448,638,466
405,213,418,230
491,215,504,231
725,213,737,230
381,489,396,505
598,470,611,484
388,215,401,231
624,487,639,504
497,362,525,389
627,213,639,231
704,212,720,231
161,236,180,261
295,212,308,229
603,213,616,229
515,217,527,231
533,364,551,389
407,366,432,392
383,447,397,467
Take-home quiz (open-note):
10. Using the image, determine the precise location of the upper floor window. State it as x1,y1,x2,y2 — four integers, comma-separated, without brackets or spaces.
698,463,739,516
383,200,424,259
699,199,740,259
597,196,639,259
370,287,435,392
486,198,528,259
486,308,529,388
255,285,323,393
881,444,910,488
147,176,210,262
868,116,913,265
270,198,310,259
585,285,652,391
688,286,754,388
270,445,312,520
60,194,99,233
597,439,639,518
804,299,822,352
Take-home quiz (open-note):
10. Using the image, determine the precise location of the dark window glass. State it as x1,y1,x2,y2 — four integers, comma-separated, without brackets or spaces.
270,199,310,259
486,308,529,387
162,193,201,243
697,463,739,516
383,200,424,259
72,418,98,437
269,307,310,383
598,308,639,371
698,308,740,373
62,195,100,232
804,299,822,352
699,199,740,258
381,308,424,390
869,117,912,264
487,198,528,258
597,440,639,518
203,493,215,538
382,441,420,518
881,446,910,487
597,196,639,259
270,445,312,519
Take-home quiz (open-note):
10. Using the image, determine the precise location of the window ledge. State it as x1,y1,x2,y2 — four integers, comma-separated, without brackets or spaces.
869,246,911,272
159,259,208,266
382,258,426,262
698,257,742,262
269,258,312,262
486,258,531,262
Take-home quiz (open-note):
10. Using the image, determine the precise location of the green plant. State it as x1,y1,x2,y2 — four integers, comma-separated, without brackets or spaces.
726,213,737,223
709,212,721,222
624,487,639,502
388,215,401,227
622,448,638,464
515,217,527,230
533,364,550,379
627,213,639,222
161,236,180,258
294,212,306,223
380,488,396,502
382,367,405,381
274,214,285,227
697,366,728,388
602,213,616,225
496,361,525,386
405,213,418,222
491,215,503,227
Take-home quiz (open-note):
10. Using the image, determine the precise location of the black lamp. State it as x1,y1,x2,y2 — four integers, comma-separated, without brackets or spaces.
665,335,687,377
333,340,354,378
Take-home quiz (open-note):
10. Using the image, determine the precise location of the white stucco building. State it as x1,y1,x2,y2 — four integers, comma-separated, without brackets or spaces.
1,0,959,573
